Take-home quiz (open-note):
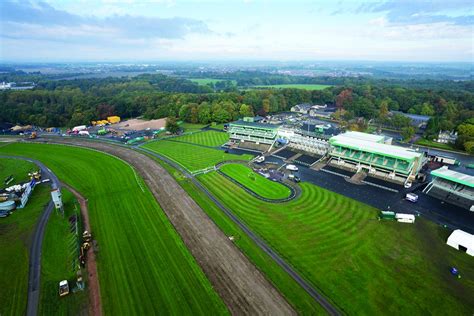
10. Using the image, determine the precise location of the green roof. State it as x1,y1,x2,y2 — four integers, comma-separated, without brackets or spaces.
431,166,474,188
229,120,278,130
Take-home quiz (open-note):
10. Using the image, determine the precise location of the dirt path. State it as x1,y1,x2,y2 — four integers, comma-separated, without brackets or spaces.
41,138,295,315
61,182,102,316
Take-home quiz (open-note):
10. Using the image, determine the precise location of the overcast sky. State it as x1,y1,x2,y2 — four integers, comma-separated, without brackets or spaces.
0,0,473,62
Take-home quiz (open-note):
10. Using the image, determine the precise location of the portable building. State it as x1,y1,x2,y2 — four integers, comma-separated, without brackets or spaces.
0,200,16,211
395,213,415,223
379,211,395,220
72,125,87,132
446,230,474,256
107,116,121,124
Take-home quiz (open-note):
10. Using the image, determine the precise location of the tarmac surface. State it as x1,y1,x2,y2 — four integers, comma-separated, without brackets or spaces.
0,155,60,316
228,148,474,234
36,138,296,315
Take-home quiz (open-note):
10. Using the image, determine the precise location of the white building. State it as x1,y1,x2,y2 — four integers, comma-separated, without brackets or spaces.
437,130,458,144
446,230,474,256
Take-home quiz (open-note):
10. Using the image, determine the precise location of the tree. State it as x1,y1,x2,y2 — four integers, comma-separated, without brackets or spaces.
464,141,474,154
401,126,416,141
335,89,352,109
165,117,180,134
378,100,389,122
239,104,254,117
262,99,270,114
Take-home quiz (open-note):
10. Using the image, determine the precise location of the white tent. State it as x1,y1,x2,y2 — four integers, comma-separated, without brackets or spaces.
446,230,474,256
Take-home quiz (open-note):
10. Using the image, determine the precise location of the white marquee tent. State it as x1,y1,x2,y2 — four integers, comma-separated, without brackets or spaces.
446,229,474,256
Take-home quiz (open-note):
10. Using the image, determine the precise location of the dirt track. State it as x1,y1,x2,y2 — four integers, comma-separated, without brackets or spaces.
61,182,102,316
41,138,295,315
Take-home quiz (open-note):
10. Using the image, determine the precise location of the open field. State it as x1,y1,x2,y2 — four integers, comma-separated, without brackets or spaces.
172,130,229,147
220,164,291,199
145,153,325,314
0,143,227,315
179,122,208,132
252,84,332,90
143,140,252,172
0,158,37,186
113,118,166,130
39,189,88,315
0,184,51,316
190,78,237,85
198,171,474,314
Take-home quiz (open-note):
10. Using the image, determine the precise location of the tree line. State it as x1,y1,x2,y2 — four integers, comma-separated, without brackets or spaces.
0,73,472,152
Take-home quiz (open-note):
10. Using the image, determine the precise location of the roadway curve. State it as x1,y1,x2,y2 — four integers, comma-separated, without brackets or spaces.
34,138,296,315
214,160,300,203
0,155,59,316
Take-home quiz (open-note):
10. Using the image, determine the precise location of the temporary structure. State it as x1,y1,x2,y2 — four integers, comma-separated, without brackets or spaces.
446,229,474,256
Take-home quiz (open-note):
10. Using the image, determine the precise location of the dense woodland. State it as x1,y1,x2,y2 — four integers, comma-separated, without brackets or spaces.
0,72,473,152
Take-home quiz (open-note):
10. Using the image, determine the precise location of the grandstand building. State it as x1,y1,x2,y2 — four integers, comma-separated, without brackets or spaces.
328,131,426,184
228,118,279,145
423,167,474,211
277,127,329,156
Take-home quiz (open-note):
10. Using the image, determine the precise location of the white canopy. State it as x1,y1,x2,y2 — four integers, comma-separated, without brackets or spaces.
446,229,474,256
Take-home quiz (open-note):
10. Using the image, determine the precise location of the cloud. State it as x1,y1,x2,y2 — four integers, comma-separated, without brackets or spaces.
359,0,474,26
0,1,210,41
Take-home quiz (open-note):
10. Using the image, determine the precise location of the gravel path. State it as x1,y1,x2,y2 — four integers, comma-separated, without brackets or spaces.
37,138,295,315
61,182,102,316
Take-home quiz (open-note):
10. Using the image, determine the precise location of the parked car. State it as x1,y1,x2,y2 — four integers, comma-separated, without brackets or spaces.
286,164,298,171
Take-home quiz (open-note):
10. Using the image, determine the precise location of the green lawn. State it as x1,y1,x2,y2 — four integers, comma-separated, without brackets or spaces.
39,189,88,315
0,143,228,315
415,138,459,152
172,130,229,147
220,164,291,199
0,184,51,316
142,152,325,314
198,172,474,315
252,84,332,90
143,140,252,172
178,122,208,132
0,158,37,187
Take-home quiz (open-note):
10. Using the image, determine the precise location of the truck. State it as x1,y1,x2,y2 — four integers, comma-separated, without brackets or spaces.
405,193,418,203
78,130,90,136
58,280,69,297
72,125,87,132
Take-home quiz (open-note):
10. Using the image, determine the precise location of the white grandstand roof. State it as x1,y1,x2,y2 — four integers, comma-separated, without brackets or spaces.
330,134,423,161
431,166,474,188
341,131,386,143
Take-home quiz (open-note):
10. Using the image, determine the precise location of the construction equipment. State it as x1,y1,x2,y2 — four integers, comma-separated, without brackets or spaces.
28,171,41,181
83,230,92,242
59,280,70,297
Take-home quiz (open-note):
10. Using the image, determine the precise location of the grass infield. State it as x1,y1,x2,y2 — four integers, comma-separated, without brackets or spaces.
220,163,291,200
143,140,252,172
0,143,228,315
198,171,474,314
172,130,229,147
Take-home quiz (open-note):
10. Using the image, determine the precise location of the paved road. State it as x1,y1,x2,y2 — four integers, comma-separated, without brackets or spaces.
137,147,341,316
0,155,60,316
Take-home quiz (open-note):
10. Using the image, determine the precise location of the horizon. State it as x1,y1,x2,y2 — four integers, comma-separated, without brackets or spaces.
1,0,473,63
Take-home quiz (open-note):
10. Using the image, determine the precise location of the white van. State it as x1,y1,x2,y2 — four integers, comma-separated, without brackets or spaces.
405,193,418,203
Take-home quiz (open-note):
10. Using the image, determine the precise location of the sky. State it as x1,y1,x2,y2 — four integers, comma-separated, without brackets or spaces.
0,0,473,62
